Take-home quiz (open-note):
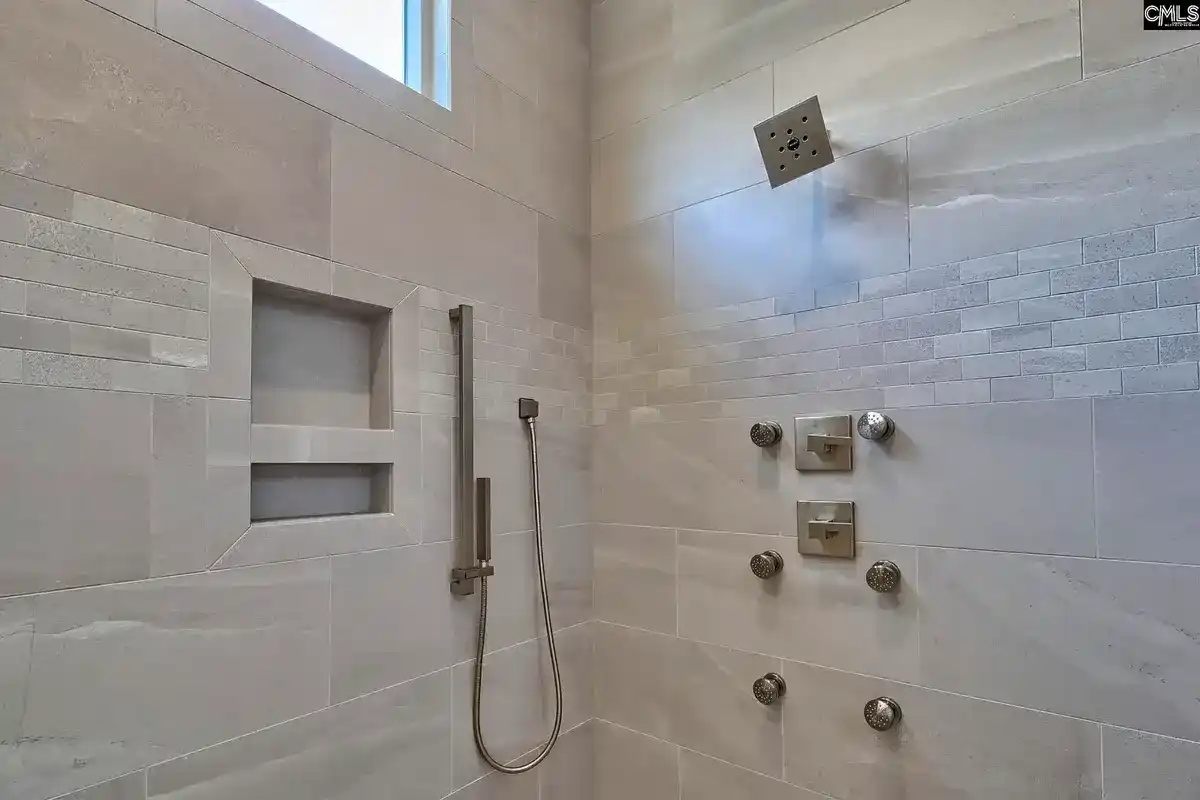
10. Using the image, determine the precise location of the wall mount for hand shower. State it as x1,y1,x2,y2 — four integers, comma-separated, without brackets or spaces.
754,95,835,188
519,397,539,420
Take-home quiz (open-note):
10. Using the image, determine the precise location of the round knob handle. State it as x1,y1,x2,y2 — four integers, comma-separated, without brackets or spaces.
753,673,787,706
750,550,784,580
865,560,902,593
864,697,902,731
857,411,895,442
750,421,784,448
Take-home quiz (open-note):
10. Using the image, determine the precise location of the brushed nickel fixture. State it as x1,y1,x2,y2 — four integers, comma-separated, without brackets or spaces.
450,306,562,776
866,560,902,593
750,420,784,448
797,500,856,559
753,673,787,706
750,550,784,579
449,305,493,596
754,96,835,188
857,411,895,442
864,697,902,731
794,414,854,472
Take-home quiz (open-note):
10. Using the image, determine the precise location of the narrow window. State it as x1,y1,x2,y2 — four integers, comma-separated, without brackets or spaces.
254,0,451,107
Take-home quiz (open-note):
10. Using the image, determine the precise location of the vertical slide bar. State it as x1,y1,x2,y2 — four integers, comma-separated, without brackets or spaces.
449,304,479,594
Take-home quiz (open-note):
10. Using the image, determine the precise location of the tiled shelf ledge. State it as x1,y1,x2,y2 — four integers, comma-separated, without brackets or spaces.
250,424,397,464
213,512,406,569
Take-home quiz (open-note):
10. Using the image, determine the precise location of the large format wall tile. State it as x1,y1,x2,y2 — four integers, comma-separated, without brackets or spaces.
149,395,207,577
1094,392,1200,564
60,772,147,800
0,0,332,257
0,599,34,744
592,68,771,234
919,548,1200,741
331,543,468,703
671,638,783,776
856,400,1096,555
593,524,676,634
451,634,582,789
677,531,919,681
910,45,1200,268
593,623,675,741
591,214,675,330
598,402,1093,556
1082,0,1200,77
780,660,1102,800
672,141,909,312
774,0,1081,157
463,70,542,209
671,0,905,107
538,214,591,330
330,121,538,315
474,0,539,102
1101,726,1200,800
540,721,593,800
0,384,152,597
590,0,672,140
681,749,821,800
544,524,594,632
448,770,538,800
594,417,820,535
593,721,679,800
148,672,452,800
9,560,331,800
535,421,593,530
593,623,782,775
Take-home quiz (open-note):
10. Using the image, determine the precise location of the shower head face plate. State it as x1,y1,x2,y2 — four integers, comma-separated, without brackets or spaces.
754,95,835,188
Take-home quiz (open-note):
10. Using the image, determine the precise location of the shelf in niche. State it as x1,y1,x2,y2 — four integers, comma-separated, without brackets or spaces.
250,463,392,523
250,423,395,465
252,281,393,430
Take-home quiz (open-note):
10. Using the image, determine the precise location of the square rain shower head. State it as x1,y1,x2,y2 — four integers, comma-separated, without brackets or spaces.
754,95,834,188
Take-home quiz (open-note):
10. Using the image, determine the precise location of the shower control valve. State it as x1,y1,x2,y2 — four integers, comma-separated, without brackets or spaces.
864,697,902,731
857,411,895,442
749,550,784,580
750,420,784,448
865,560,902,593
753,673,787,706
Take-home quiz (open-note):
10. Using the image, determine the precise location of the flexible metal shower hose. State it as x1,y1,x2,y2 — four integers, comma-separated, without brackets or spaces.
471,416,563,773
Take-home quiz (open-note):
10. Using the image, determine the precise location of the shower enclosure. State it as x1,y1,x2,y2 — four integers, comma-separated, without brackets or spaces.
4,0,1200,798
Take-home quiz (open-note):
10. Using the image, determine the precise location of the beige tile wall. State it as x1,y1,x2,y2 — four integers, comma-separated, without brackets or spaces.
590,0,1200,797
0,0,593,797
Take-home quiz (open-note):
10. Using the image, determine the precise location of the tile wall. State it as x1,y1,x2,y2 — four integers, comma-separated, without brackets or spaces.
0,0,593,798
590,1,1200,798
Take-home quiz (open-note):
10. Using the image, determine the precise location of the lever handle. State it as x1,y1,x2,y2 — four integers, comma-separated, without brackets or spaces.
806,433,852,454
476,477,492,564
807,520,854,540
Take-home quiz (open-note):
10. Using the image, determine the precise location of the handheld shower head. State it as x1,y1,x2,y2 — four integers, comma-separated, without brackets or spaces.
518,398,539,420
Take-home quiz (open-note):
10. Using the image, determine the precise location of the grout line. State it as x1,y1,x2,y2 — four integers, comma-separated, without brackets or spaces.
597,719,840,800
1078,0,1085,81
674,527,680,637
1091,396,1101,558
327,557,334,707
205,523,255,571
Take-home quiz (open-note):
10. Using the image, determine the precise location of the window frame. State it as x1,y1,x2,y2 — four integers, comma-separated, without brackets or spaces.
156,0,470,151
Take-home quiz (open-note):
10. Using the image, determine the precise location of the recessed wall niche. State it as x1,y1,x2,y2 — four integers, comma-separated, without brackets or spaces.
251,281,393,430
250,463,392,522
